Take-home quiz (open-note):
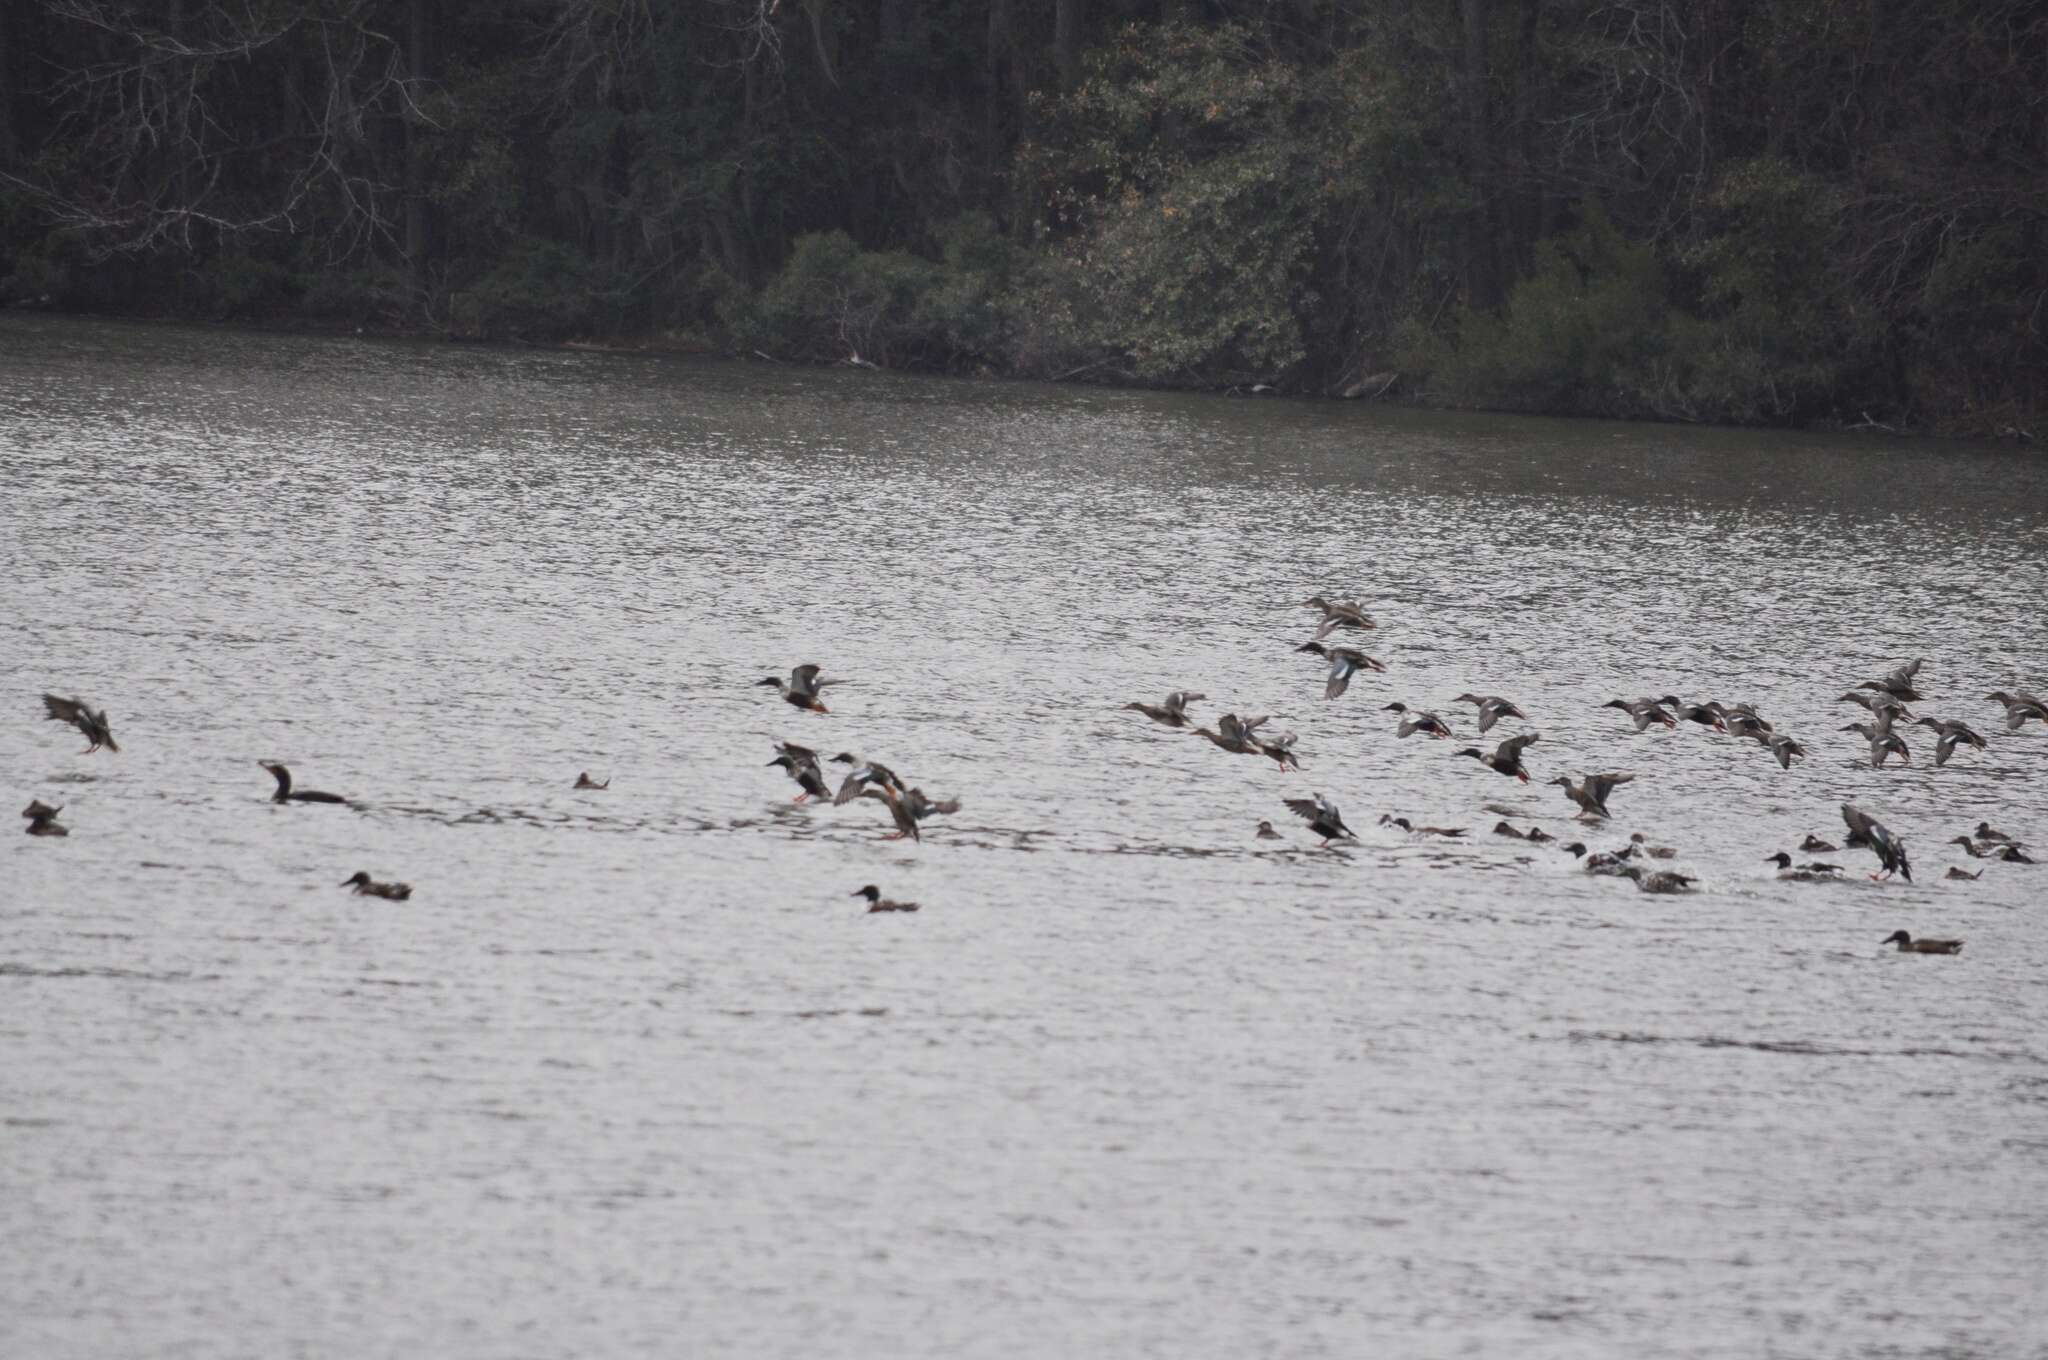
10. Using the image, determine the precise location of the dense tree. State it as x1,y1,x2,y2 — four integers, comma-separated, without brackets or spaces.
1,0,2040,436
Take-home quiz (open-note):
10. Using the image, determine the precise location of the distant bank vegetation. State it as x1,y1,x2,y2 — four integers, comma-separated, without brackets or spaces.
1,2,2040,438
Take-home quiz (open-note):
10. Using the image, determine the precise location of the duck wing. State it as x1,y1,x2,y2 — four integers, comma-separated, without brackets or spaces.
1495,733,1541,762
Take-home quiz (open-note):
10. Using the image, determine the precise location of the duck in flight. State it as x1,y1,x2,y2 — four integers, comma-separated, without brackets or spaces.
42,694,118,753
1193,713,1268,755
1602,698,1676,731
860,783,922,841
1283,794,1355,847
1296,642,1385,699
1855,658,1925,702
1384,702,1452,738
1549,771,1634,819
1842,721,1911,767
1455,733,1539,782
260,762,347,805
1454,693,1526,734
341,871,412,900
1911,716,1986,767
1842,804,1910,881
1123,690,1206,728
1761,734,1808,769
1300,596,1376,637
830,753,906,805
1985,690,2048,730
757,663,839,713
767,750,831,803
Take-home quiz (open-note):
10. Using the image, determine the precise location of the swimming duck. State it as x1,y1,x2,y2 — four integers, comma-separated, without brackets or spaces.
1193,713,1267,755
1296,642,1385,699
1910,717,1986,767
1383,702,1452,738
830,753,906,805
756,663,838,713
1283,794,1356,847
1882,930,1961,954
1842,722,1911,767
1948,836,1993,859
1300,596,1376,637
260,761,347,805
340,871,412,900
1254,731,1304,772
1657,697,1727,732
1602,698,1676,731
1974,821,2017,844
41,693,118,753
1622,865,1696,893
1453,694,1527,734
1255,820,1283,841
1856,659,1925,702
1995,844,2036,864
1524,825,1557,843
1627,833,1677,859
860,783,922,841
1455,733,1539,782
1984,690,2048,731
22,798,61,820
1842,804,1911,881
1800,834,1838,852
852,884,920,913
766,751,831,803
573,772,610,790
1564,842,1631,875
1764,851,1844,880
1123,690,1206,728
24,807,68,836
1549,771,1634,818
1762,734,1808,769
1379,815,1465,838
1945,867,1982,881
1492,820,1528,840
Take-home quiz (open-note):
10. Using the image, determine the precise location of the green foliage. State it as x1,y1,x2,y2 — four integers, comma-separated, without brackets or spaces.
450,238,619,340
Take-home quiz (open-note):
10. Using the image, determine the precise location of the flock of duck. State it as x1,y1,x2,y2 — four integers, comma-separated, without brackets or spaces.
1115,606,2038,955
23,623,2044,940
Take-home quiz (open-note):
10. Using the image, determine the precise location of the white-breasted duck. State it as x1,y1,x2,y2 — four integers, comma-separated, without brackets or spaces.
757,663,839,713
767,751,831,803
1383,702,1452,738
853,885,920,913
1296,642,1384,699
1842,804,1911,881
1882,930,1961,954
1455,733,1539,782
1283,794,1355,847
1841,721,1911,767
1254,730,1303,773
1984,690,2048,731
1123,690,1206,728
1563,842,1631,875
1628,833,1677,859
1549,771,1634,819
1602,698,1677,731
260,762,347,805
830,753,906,805
1454,694,1526,734
341,871,412,900
42,693,118,753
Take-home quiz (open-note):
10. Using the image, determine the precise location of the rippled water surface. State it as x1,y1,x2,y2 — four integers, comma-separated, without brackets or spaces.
5,315,2048,1357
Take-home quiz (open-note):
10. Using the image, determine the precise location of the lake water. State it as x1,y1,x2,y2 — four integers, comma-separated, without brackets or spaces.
4,314,2046,1358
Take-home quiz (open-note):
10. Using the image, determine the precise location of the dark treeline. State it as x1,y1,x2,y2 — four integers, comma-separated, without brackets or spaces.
2,0,2042,435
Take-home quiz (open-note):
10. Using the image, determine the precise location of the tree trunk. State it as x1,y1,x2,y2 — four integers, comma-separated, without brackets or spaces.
1460,0,1497,308
1054,0,1085,87
404,0,433,299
